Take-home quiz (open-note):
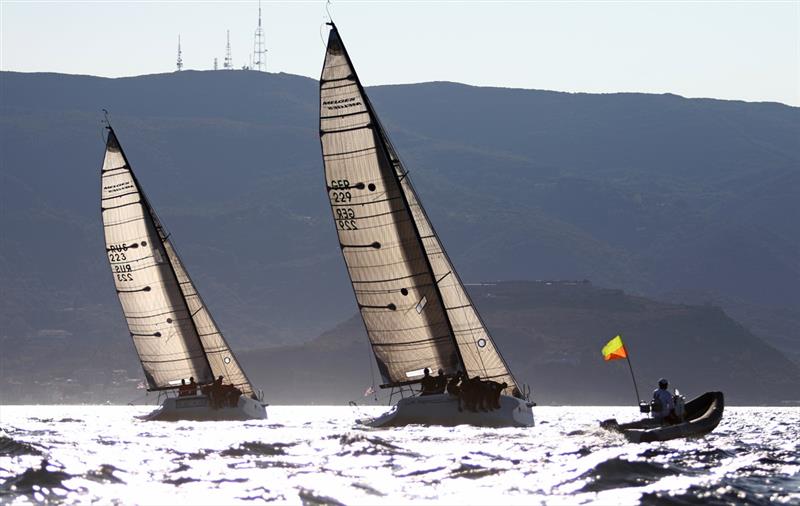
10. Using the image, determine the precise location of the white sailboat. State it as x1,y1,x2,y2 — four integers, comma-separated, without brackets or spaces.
100,123,266,421
318,23,534,427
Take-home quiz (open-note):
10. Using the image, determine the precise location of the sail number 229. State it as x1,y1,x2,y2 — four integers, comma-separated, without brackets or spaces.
336,207,358,230
330,179,352,203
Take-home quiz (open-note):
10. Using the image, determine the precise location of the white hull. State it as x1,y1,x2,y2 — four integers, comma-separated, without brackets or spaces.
361,393,534,428
142,394,267,421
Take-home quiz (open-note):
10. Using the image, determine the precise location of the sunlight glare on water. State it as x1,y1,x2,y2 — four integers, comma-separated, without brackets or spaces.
1,405,798,504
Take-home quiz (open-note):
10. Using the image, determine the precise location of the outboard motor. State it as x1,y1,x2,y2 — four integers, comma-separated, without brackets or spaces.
673,389,686,421
639,401,651,414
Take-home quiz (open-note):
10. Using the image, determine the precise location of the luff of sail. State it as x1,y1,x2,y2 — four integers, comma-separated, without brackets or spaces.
319,24,519,394
100,128,254,396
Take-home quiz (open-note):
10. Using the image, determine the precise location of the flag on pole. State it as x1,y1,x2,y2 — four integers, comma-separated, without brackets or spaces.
601,335,627,361
363,386,375,397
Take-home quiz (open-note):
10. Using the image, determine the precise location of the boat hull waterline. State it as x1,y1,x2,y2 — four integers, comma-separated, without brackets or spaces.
142,394,267,422
600,391,724,443
360,393,534,428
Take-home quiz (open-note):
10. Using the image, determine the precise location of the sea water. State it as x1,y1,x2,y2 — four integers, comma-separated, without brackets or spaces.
0,405,798,505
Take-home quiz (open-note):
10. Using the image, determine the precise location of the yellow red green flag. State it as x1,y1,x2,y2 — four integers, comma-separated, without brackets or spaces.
602,335,627,361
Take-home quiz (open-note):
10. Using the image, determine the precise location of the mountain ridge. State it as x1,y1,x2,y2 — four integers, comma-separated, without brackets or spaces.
1,70,798,392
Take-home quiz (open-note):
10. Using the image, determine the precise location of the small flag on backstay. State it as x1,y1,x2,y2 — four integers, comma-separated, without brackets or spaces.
364,386,375,397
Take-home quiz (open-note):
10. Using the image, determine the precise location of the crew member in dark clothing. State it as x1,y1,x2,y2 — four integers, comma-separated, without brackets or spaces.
483,381,507,410
187,377,197,396
433,369,448,394
447,372,464,410
419,368,437,396
460,376,482,412
210,375,224,409
447,372,462,396
178,379,192,397
224,384,242,407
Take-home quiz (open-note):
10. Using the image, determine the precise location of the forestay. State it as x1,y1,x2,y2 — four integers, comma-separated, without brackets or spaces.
100,128,254,395
319,24,518,393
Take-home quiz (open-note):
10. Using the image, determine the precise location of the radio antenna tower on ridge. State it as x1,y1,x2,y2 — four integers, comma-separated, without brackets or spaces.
223,30,233,70
252,0,267,72
176,35,183,71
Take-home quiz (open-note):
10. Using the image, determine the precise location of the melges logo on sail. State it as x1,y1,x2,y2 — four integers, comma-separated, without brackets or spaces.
323,96,362,111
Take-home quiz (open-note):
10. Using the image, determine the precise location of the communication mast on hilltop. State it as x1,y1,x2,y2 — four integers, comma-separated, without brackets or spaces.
223,30,233,70
252,0,267,72
176,35,183,72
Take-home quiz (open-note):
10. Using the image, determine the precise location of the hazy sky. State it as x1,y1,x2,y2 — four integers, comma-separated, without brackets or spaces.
1,1,798,106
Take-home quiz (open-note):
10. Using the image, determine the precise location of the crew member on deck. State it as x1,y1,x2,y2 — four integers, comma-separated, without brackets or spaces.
210,375,224,409
433,369,447,394
178,379,192,397
188,377,197,396
651,378,674,422
419,368,437,395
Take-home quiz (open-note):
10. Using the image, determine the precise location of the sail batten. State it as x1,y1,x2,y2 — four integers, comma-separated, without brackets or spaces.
101,128,254,395
319,24,520,393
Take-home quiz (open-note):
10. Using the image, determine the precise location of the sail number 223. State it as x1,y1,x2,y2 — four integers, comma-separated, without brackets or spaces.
113,263,134,282
109,244,134,282
109,249,133,281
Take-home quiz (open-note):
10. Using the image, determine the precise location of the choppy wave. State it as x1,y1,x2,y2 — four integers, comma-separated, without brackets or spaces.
0,460,75,501
0,435,42,457
0,405,797,504
578,456,684,492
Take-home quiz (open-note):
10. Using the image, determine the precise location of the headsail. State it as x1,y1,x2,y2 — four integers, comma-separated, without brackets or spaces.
162,240,254,396
101,127,254,395
319,24,518,393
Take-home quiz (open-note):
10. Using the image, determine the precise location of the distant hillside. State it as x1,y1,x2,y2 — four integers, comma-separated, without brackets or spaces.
1,70,798,369
243,282,800,406
3,281,796,406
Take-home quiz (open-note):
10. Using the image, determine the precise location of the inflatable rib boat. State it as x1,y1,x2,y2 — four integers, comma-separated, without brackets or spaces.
600,391,724,443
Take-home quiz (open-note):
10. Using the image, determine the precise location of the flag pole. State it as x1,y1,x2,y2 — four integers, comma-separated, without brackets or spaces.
624,354,642,406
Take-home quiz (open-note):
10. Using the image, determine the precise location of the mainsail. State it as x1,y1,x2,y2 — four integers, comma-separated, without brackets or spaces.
100,127,254,396
319,24,518,393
